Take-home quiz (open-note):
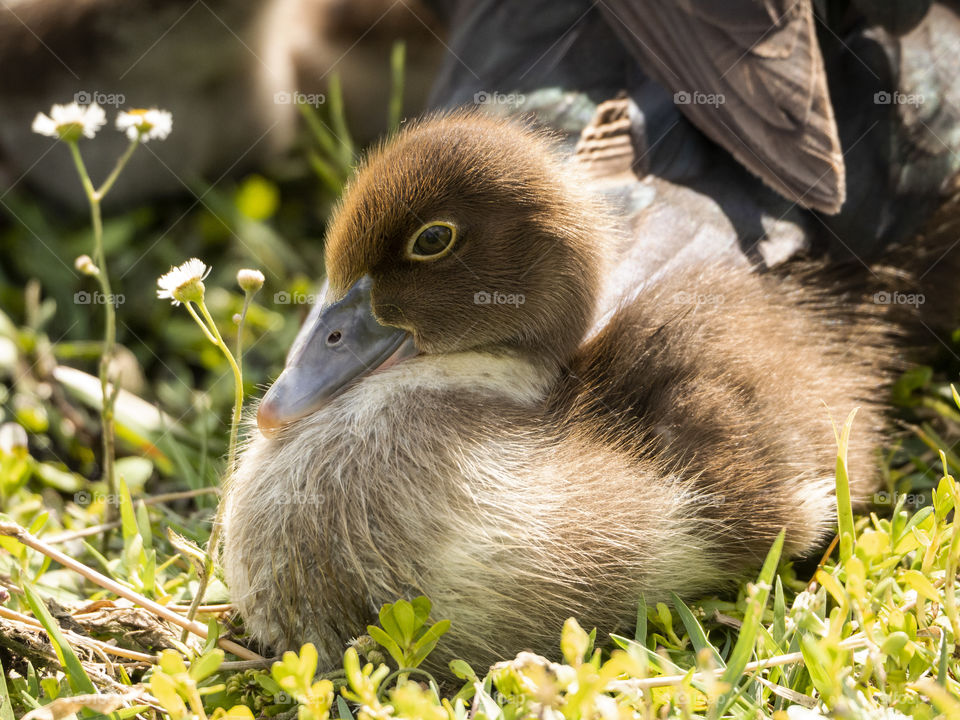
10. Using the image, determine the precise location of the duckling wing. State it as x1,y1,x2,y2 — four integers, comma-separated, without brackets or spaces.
597,0,845,214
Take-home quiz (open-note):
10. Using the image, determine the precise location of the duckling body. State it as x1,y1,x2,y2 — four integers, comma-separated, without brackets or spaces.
222,114,897,671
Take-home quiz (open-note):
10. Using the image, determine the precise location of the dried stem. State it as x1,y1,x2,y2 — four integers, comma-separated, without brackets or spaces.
0,521,263,661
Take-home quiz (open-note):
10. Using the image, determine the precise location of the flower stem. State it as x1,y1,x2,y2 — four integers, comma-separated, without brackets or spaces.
97,138,139,198
178,297,244,632
195,300,243,475
235,293,254,382
68,141,118,522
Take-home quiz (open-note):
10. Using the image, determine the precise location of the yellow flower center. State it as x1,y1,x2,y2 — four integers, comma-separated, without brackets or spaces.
128,109,155,133
173,277,205,305
56,121,84,142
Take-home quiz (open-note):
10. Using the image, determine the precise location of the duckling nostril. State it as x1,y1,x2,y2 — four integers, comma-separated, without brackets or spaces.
326,330,342,346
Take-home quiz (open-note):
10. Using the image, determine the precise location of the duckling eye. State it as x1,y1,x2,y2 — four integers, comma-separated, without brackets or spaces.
406,222,457,261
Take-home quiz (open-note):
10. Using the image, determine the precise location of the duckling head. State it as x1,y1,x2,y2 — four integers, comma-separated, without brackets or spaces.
258,113,606,433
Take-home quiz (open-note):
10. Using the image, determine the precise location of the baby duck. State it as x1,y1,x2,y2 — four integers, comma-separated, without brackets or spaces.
222,112,894,671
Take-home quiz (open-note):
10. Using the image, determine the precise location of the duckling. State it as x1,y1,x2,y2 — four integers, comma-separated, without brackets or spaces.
221,112,906,672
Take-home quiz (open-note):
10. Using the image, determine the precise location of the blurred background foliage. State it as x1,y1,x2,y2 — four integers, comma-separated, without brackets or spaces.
0,67,371,537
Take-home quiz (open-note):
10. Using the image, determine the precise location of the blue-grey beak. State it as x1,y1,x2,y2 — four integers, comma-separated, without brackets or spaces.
257,275,417,435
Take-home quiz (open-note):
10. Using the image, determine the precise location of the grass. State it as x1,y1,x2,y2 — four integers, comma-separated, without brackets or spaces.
1,49,960,719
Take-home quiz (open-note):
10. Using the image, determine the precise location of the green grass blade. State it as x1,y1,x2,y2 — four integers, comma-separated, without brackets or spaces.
308,152,346,195
388,41,406,133
670,593,724,667
337,695,355,720
717,530,785,713
21,579,97,694
0,657,14,720
833,408,858,562
773,576,786,647
326,74,355,167
298,102,339,160
634,595,647,645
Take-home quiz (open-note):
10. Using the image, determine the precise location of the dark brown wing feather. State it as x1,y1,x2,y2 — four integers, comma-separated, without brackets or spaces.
598,0,846,214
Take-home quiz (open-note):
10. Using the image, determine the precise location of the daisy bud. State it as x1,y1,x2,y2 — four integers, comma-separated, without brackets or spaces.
237,268,265,294
74,254,100,276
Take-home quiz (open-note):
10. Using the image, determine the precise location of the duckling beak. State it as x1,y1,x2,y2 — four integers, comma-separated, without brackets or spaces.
257,275,416,436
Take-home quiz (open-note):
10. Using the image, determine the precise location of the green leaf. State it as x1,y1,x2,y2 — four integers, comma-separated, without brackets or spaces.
159,649,188,676
378,603,402,644
392,599,416,647
610,634,683,675
0,657,15,720
21,579,96,695
189,648,225,682
411,596,432,628
409,619,451,668
34,462,83,492
938,628,948,686
135,500,152,551
773,576,786,647
150,671,187,717
671,593,724,667
800,635,839,702
117,475,138,543
449,659,476,682
367,625,404,667
337,695,355,720
204,618,221,654
115,456,154,494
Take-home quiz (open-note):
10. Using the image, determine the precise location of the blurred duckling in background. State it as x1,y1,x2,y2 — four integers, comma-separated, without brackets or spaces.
221,112,951,672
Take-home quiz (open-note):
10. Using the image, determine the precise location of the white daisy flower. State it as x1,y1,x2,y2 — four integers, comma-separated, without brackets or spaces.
157,258,211,306
31,102,107,142
116,108,173,142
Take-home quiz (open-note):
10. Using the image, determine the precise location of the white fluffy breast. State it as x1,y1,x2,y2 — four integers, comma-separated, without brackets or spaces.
322,350,553,425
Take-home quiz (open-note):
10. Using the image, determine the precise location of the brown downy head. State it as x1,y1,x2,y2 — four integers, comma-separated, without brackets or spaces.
258,112,607,432
327,112,604,355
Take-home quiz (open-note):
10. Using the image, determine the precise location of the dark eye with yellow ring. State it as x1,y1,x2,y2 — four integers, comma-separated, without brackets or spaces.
406,222,457,260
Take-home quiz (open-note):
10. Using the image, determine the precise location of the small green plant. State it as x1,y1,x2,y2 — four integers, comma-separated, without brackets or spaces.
271,644,335,720
156,260,264,629
366,596,451,673
31,102,173,517
149,648,256,719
